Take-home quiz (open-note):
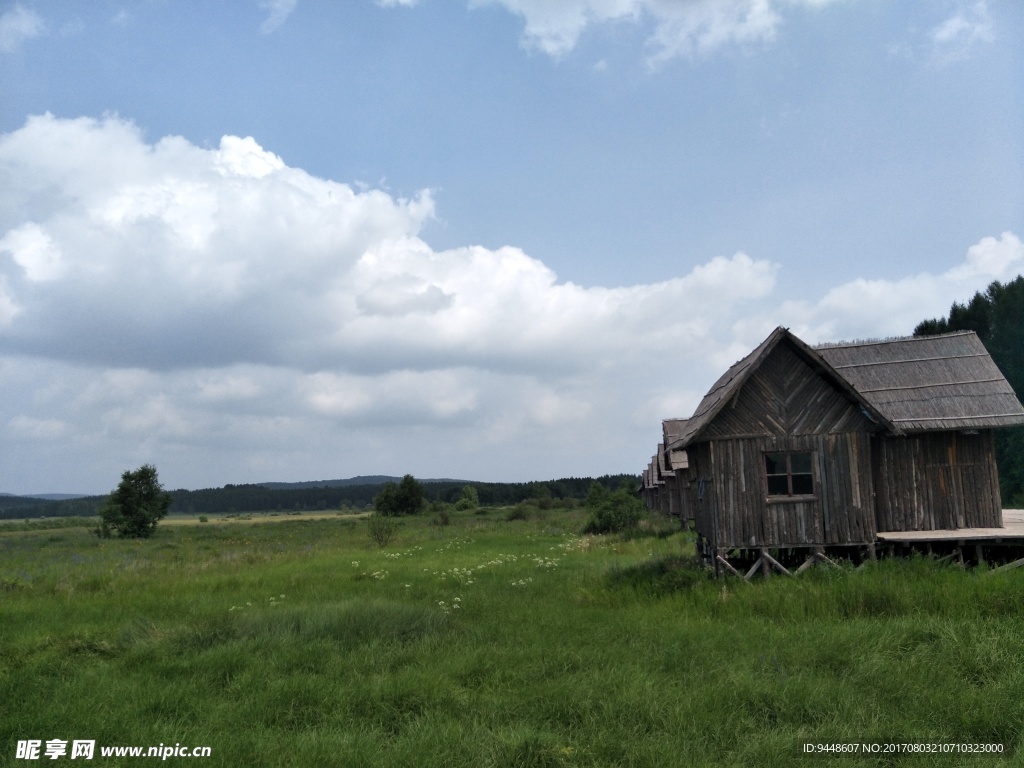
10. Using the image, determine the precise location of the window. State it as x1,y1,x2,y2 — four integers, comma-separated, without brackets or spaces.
764,451,814,498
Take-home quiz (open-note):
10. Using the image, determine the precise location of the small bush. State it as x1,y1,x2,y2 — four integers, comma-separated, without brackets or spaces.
366,513,400,547
581,485,644,535
198,515,209,523
428,501,453,526
606,555,708,594
506,504,533,522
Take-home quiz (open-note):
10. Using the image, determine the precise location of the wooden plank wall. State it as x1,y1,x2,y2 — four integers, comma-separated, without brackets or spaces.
702,433,874,548
872,431,1002,532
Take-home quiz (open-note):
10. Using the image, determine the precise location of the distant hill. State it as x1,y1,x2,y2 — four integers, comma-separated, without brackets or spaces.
258,476,468,490
2,474,639,520
0,492,88,501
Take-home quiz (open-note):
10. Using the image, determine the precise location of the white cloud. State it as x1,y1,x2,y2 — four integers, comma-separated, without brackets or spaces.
0,5,44,52
766,231,1024,345
0,222,65,281
468,0,845,61
7,415,68,440
259,0,298,34
929,1,993,63
0,114,1019,492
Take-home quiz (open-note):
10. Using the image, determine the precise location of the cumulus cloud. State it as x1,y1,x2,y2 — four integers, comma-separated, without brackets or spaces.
0,114,776,376
468,0,844,61
763,231,1024,346
0,5,45,52
0,114,1019,492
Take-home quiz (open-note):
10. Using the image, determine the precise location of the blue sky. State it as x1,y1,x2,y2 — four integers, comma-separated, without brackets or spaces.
1,0,1022,494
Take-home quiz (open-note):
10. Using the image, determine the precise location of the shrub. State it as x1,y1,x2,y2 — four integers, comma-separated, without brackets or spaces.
454,485,479,511
428,501,453,526
505,503,534,522
581,485,644,535
366,513,400,547
198,515,208,523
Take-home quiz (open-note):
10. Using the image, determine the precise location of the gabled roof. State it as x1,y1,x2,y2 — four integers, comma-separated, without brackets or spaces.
668,327,892,450
653,445,667,484
662,418,688,445
815,331,1024,432
662,419,689,470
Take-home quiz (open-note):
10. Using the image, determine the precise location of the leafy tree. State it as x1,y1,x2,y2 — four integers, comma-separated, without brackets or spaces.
373,474,425,516
99,464,172,538
454,485,479,511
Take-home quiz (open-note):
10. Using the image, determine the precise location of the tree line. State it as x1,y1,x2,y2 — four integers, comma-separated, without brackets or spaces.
914,275,1024,506
0,474,640,520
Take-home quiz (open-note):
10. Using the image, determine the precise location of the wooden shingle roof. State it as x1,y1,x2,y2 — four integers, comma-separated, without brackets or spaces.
815,331,1024,432
662,419,689,470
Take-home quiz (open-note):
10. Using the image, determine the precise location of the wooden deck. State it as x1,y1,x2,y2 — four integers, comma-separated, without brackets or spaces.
877,509,1024,544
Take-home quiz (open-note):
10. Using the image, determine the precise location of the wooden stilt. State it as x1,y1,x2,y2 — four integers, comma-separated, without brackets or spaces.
760,549,770,579
745,557,764,581
975,544,985,566
716,555,743,578
990,556,1024,573
796,555,816,574
762,550,793,577
814,549,839,568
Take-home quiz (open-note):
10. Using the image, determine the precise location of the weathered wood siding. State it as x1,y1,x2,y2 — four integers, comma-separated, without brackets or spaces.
702,342,870,441
872,431,1002,531
694,433,874,548
690,341,877,549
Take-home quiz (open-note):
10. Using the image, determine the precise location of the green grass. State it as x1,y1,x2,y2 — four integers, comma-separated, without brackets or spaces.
2,509,1023,766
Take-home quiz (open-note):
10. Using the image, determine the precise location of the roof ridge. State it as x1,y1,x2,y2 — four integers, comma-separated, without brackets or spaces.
815,330,976,350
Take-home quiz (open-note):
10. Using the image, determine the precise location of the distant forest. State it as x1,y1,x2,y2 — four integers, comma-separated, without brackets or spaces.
914,275,1024,506
0,474,640,520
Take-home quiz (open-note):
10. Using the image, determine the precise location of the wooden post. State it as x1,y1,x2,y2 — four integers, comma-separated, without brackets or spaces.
761,548,770,579
989,557,1024,574
813,547,838,568
975,544,985,566
796,555,816,574
716,555,743,578
762,550,793,577
745,557,764,581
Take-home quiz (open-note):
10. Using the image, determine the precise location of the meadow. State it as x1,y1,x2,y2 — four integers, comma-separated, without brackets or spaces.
2,506,1024,767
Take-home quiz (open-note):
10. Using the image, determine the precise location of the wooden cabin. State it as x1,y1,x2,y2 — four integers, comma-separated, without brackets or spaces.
661,418,692,524
660,327,1024,569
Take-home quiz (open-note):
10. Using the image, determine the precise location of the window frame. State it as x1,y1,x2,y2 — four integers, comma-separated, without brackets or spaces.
763,450,816,501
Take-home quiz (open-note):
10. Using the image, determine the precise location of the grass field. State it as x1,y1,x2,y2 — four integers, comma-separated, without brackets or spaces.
2,506,1023,766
